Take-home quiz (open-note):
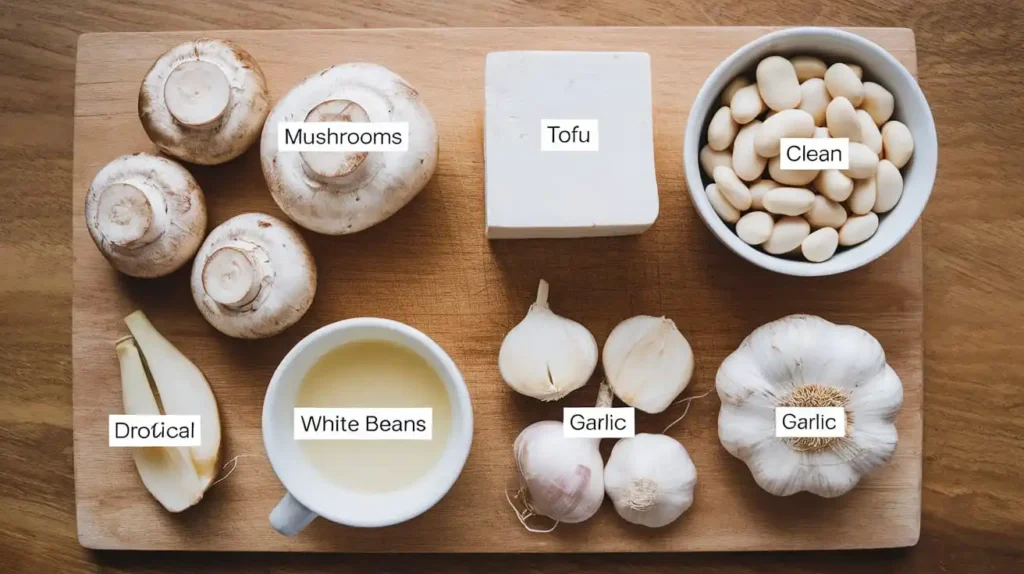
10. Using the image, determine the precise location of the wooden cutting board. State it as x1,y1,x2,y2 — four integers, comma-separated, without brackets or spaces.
72,26,923,552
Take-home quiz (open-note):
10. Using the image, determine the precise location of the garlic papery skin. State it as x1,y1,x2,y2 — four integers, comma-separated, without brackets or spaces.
716,314,903,498
603,315,694,413
513,420,605,524
604,433,697,528
498,279,598,401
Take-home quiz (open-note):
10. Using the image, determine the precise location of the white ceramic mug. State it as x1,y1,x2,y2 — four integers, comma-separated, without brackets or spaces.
262,318,474,534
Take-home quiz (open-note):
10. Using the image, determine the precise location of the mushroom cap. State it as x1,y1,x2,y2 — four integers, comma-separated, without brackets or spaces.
140,39,270,165
85,153,207,278
260,63,438,235
190,213,317,339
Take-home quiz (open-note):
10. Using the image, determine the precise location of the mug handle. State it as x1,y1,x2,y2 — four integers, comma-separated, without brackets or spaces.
270,492,317,536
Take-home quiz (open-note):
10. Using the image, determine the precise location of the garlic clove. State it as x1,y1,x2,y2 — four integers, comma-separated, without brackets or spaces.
604,433,696,528
602,315,694,414
116,337,207,512
717,403,775,460
499,280,598,401
513,420,605,524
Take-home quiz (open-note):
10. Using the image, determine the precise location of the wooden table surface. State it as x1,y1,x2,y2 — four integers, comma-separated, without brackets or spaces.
1,0,1021,572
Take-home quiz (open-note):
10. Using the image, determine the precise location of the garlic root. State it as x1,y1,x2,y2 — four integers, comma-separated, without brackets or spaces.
603,315,694,414
498,280,598,401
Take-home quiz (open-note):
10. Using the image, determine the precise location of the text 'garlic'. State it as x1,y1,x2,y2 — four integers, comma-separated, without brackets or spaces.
605,433,697,528
499,279,598,401
603,315,694,413
716,315,903,498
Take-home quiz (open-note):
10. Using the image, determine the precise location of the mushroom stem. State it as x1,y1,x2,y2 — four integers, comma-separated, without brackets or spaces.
299,99,376,183
96,183,166,249
164,60,232,128
201,246,263,308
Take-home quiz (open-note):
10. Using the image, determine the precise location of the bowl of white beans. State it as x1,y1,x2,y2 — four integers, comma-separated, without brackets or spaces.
684,27,937,276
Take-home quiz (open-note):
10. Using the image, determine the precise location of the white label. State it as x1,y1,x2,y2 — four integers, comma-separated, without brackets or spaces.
775,407,846,438
277,122,409,152
563,407,635,438
779,138,849,170
294,408,432,440
109,415,201,447
541,119,599,151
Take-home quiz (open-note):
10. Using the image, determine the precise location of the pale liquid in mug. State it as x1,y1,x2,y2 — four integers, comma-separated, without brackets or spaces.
296,340,452,492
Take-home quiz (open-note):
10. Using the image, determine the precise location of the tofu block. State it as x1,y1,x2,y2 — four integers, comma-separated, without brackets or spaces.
485,51,659,239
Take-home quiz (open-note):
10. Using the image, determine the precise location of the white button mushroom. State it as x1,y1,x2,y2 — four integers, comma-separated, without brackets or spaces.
261,63,439,235
190,213,316,339
139,39,270,165
85,153,207,278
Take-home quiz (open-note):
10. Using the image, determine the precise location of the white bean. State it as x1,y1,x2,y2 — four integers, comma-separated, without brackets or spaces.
824,63,864,107
881,120,915,168
813,169,854,202
801,227,839,262
826,96,862,141
700,144,732,176
791,56,827,82
754,109,816,158
857,109,883,156
713,165,753,211
732,121,767,182
841,142,880,179
814,126,830,139
839,212,879,246
749,179,779,211
763,187,815,216
873,159,904,213
736,211,774,245
708,106,739,151
847,177,877,215
768,155,818,186
722,76,752,107
731,84,765,124
797,78,830,127
848,64,863,80
756,56,802,111
763,216,810,254
862,82,894,126
705,183,740,224
805,194,848,229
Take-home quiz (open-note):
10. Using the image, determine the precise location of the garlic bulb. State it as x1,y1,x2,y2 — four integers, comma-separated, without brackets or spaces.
499,279,598,401
604,434,697,528
603,315,694,413
716,314,903,498
513,420,605,524
510,382,612,527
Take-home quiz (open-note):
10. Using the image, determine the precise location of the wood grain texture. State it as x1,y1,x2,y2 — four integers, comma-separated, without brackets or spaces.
72,26,922,553
1,0,1022,572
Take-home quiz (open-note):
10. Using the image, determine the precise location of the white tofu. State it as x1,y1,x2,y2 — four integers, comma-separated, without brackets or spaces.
485,51,659,239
